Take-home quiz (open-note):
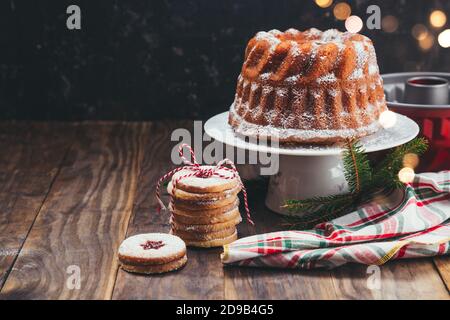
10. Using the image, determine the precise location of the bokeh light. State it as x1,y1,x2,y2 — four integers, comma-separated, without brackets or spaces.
382,15,399,33
430,10,447,28
315,0,333,8
412,24,429,40
438,29,450,48
398,167,415,184
418,33,435,51
345,15,363,33
379,110,397,129
403,153,420,169
333,2,351,21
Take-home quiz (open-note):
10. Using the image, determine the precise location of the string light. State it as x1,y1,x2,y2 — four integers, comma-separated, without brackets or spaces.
315,0,333,8
382,15,399,33
333,2,351,21
398,167,415,183
379,110,397,129
403,153,419,169
430,10,447,28
345,15,363,33
438,29,450,48
418,33,435,51
412,24,429,40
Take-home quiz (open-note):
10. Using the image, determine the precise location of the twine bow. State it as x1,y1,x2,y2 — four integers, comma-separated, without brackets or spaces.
156,143,254,225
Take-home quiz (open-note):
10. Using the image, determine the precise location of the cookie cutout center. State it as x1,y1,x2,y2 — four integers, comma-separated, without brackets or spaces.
140,240,165,250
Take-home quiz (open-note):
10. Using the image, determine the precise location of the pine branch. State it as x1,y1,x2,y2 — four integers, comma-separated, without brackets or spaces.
282,193,358,229
342,139,372,193
282,137,428,230
283,193,355,212
373,137,428,189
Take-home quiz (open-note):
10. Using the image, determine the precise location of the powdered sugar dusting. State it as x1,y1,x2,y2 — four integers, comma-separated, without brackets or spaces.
349,68,363,80
369,63,379,75
269,29,282,36
255,31,281,48
229,103,382,143
260,72,271,80
328,89,339,97
353,41,368,67
317,73,337,83
249,28,378,84
286,28,300,36
320,29,342,42
285,75,301,84
306,28,322,37
262,86,273,94
276,87,288,97
348,41,368,80
289,41,301,57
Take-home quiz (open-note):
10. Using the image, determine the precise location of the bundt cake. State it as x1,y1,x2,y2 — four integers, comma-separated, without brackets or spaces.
228,28,387,144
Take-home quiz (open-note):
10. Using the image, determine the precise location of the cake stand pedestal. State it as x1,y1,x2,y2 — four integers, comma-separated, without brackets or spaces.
204,112,419,216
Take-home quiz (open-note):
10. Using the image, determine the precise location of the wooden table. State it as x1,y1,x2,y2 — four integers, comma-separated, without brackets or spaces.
0,121,449,300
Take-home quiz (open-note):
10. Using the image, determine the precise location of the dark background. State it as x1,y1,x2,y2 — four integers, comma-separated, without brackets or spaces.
0,0,449,121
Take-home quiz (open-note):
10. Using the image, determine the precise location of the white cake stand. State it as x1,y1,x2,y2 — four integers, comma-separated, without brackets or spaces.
204,111,419,215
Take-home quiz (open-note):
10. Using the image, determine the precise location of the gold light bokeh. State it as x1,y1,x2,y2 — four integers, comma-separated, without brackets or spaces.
333,2,351,21
430,10,447,28
398,167,415,184
379,110,397,129
403,153,420,169
418,33,435,51
315,0,333,8
382,15,399,33
438,29,450,48
412,24,429,40
345,15,363,33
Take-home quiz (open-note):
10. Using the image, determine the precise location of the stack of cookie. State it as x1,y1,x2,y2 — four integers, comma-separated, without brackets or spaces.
168,166,242,248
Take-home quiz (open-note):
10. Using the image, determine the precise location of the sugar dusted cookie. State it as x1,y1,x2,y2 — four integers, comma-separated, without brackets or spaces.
171,166,239,193
172,195,238,210
118,233,187,274
167,182,241,201
172,226,237,241
171,215,242,233
181,231,238,248
171,207,241,225
169,198,239,216
121,256,188,274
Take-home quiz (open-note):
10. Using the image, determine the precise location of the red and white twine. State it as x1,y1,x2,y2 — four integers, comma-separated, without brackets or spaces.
156,143,254,225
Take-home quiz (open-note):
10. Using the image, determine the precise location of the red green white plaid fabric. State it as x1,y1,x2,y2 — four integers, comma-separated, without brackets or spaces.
221,171,450,269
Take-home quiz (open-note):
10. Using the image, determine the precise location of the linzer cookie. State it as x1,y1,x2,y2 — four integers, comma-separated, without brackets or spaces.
170,166,239,193
172,195,239,211
169,198,239,216
182,231,238,248
167,182,241,201
171,215,242,233
118,233,187,274
172,226,236,241
156,144,253,249
170,206,241,225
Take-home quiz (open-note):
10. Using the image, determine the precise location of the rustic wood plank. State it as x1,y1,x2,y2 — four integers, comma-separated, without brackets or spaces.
1,120,444,300
434,256,450,293
0,122,148,299
330,258,449,299
0,122,76,290
112,120,226,300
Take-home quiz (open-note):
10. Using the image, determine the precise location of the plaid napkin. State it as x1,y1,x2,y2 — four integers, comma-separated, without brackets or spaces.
221,171,450,269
